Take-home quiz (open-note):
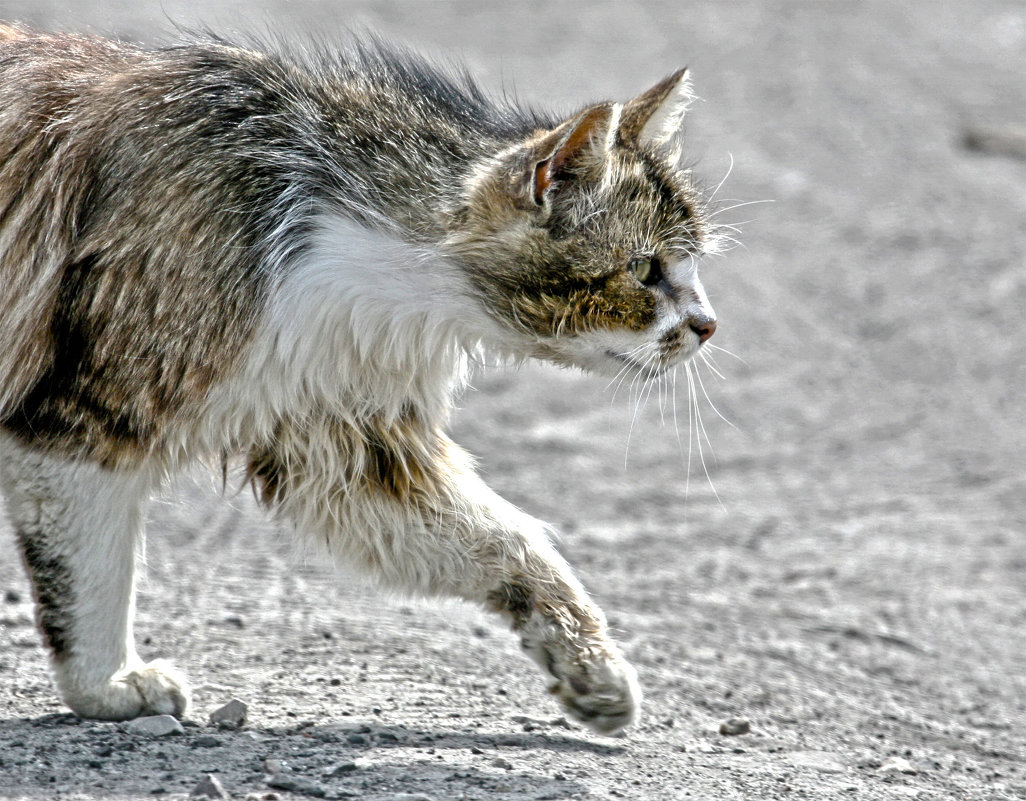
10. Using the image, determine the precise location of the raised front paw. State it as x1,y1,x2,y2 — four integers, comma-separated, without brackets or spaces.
58,659,191,721
525,636,642,735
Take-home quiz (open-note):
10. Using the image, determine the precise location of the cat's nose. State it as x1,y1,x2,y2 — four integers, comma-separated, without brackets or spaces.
689,317,717,343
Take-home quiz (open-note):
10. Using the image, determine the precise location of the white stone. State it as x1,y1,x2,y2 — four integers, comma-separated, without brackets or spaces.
123,714,184,737
209,698,248,729
879,756,918,775
190,773,229,799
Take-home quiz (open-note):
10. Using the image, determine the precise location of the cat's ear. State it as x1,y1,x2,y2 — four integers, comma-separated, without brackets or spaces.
618,68,693,149
530,103,616,206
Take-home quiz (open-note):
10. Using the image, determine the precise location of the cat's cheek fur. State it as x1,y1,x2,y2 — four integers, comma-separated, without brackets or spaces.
536,261,716,377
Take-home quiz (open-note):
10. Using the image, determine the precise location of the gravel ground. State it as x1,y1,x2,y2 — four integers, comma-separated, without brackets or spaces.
1,2,1024,800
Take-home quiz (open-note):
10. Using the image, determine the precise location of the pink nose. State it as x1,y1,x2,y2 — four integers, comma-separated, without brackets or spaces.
690,317,717,343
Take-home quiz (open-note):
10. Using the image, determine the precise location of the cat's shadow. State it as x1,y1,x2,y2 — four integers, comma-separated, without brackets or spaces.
298,719,628,755
0,713,616,798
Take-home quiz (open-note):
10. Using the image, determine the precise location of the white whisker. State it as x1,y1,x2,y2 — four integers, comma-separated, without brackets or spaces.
625,349,661,465
707,153,734,204
698,349,727,381
708,199,774,218
685,362,724,509
694,359,736,430
704,342,748,366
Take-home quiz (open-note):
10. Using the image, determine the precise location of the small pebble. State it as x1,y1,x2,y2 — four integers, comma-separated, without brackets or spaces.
266,775,327,798
879,756,918,776
190,773,230,799
491,757,514,770
346,732,368,745
306,724,345,744
192,735,222,748
719,717,751,736
963,125,1026,160
209,699,248,729
323,761,358,777
4,589,21,604
263,758,284,775
123,715,185,738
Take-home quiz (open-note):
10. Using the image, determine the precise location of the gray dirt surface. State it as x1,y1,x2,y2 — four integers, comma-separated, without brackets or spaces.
1,1,1023,800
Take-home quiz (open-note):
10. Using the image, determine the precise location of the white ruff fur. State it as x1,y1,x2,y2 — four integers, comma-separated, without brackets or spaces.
180,212,503,463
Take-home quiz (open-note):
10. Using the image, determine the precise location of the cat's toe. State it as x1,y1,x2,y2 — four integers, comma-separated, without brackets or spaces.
60,659,191,721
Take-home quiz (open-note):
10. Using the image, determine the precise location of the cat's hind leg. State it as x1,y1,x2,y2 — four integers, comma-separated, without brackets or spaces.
0,435,189,720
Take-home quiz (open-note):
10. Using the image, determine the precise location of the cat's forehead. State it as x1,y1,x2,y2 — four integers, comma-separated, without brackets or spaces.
567,149,706,253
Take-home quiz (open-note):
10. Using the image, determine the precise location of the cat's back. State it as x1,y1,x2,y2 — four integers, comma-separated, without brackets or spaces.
0,27,293,449
0,27,145,418
0,25,489,460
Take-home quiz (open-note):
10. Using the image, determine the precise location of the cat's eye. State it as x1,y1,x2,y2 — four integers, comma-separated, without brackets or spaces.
629,256,663,287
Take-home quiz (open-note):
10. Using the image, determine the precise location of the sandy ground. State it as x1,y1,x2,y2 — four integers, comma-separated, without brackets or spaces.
0,1,1024,799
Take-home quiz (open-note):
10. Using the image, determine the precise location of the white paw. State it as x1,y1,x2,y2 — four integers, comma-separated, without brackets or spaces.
525,637,642,735
60,659,191,721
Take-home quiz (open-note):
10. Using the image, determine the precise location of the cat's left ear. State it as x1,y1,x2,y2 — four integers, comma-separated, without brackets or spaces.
530,103,616,206
618,68,693,149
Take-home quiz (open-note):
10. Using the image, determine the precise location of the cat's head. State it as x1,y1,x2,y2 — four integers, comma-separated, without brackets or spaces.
448,70,721,378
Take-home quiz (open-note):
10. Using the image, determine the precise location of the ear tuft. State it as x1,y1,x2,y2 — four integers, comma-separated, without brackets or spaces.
618,68,693,149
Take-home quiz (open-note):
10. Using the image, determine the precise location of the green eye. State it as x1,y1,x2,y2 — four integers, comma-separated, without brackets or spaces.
629,256,663,287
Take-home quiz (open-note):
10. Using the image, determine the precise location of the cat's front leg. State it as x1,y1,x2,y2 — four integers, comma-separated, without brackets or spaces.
485,569,641,736
0,435,189,720
424,481,642,734
251,421,640,734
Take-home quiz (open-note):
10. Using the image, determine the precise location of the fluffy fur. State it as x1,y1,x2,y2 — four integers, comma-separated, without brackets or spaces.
0,22,723,734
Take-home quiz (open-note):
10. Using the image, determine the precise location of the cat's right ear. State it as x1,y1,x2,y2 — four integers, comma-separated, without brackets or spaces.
618,68,693,150
528,103,616,207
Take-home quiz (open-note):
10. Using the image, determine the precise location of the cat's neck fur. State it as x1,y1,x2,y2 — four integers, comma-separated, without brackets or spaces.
244,41,553,241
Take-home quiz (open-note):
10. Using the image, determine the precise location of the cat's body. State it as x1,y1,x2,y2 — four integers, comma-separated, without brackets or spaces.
0,23,720,735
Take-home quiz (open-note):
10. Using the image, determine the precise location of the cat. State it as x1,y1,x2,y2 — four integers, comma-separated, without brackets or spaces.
0,22,721,736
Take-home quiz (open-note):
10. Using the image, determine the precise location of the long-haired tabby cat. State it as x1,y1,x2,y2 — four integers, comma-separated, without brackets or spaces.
0,22,721,735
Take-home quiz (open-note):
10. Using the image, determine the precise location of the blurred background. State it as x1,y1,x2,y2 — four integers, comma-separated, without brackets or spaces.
0,2,1023,799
